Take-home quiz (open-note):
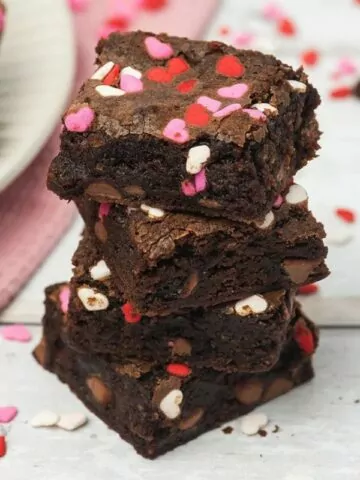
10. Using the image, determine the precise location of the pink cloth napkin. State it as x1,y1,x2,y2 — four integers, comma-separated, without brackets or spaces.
0,0,218,311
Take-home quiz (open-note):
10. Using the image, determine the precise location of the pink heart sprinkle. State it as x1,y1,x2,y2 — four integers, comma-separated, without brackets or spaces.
273,195,284,208
234,33,255,47
262,2,284,20
194,169,207,193
144,36,174,60
0,9,5,32
217,83,248,99
64,107,95,133
1,325,32,343
163,119,190,144
0,407,18,423
197,96,222,113
243,108,266,121
337,58,357,76
214,103,242,118
59,286,70,314
99,203,111,219
67,0,89,12
181,180,197,197
120,74,144,93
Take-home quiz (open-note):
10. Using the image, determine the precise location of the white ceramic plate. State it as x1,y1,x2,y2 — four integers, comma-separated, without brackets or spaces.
0,0,75,191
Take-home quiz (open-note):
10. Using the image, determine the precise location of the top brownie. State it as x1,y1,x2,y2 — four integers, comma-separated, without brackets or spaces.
48,31,321,222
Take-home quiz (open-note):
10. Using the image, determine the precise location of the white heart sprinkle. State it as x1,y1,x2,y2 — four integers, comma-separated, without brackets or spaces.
256,211,275,229
240,412,268,436
89,260,111,281
91,62,115,81
186,145,211,175
57,413,88,431
140,204,165,219
31,411,59,428
325,217,354,246
252,103,278,115
235,295,268,316
285,184,308,205
121,66,142,79
95,85,125,97
159,390,183,419
287,80,307,93
77,287,109,311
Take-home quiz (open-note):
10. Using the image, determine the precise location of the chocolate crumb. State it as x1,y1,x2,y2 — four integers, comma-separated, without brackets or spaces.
258,429,268,437
272,424,280,433
354,399,360,404
353,80,360,99
338,396,343,401
222,426,234,435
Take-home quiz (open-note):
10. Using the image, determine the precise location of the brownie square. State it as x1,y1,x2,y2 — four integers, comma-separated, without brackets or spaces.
76,184,328,316
34,292,317,459
48,31,321,222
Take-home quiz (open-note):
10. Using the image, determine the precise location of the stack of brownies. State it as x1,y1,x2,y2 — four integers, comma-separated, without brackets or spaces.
34,31,329,458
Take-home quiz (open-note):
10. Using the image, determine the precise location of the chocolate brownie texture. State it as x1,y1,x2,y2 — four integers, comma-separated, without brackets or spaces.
34,291,317,459
53,268,295,373
76,185,329,316
48,31,321,223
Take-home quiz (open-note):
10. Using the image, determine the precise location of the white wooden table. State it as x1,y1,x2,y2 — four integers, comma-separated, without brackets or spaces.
1,1,360,478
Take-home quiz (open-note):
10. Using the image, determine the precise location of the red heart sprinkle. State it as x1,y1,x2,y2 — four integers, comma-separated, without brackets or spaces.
106,16,129,31
103,64,121,86
335,208,356,223
184,104,210,127
121,303,142,323
297,284,319,295
301,49,319,67
294,321,315,355
329,86,352,99
167,57,190,75
166,363,192,377
146,67,173,83
176,79,197,94
0,435,6,458
278,17,296,36
141,0,168,10
216,55,245,77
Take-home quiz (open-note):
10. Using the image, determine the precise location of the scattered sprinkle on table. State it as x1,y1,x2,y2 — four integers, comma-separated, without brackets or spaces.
0,406,18,423
0,324,32,342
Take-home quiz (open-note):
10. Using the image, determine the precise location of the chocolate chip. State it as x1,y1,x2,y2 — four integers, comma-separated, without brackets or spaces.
283,258,321,284
235,379,264,405
258,429,267,437
152,377,182,406
122,185,146,198
262,377,293,402
94,220,108,243
33,338,47,366
86,376,112,406
85,182,124,203
180,271,199,298
178,408,204,430
198,198,221,209
170,338,192,356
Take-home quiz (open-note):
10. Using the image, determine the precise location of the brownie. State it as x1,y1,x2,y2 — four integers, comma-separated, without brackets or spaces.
76,184,329,315
48,31,321,223
34,294,317,458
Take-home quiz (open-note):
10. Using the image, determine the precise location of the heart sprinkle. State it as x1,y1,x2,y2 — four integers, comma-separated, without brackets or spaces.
89,260,111,281
59,285,70,314
240,412,268,436
177,79,197,94
144,36,174,59
159,390,183,419
102,64,121,86
120,75,144,93
163,119,189,144
98,203,111,219
217,83,248,99
31,411,59,428
234,295,268,316
64,106,95,132
166,363,192,377
294,321,315,355
140,204,165,219
56,413,88,431
0,406,18,423
77,287,109,311
146,67,173,83
167,57,190,75
121,302,142,323
91,62,115,81
184,104,210,127
214,103,242,118
194,169,207,193
216,55,245,77
197,96,222,113
335,208,356,224
1,325,32,342
186,145,211,175
297,284,319,295
95,85,125,97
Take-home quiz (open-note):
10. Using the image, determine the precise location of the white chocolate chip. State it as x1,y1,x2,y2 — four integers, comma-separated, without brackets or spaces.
95,85,125,97
140,204,165,219
252,103,278,115
235,295,268,316
121,66,142,79
285,184,308,205
186,145,211,175
31,411,59,428
89,260,111,281
287,80,307,93
91,62,115,81
240,412,268,436
159,389,183,419
77,287,109,311
256,211,275,229
57,413,88,431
